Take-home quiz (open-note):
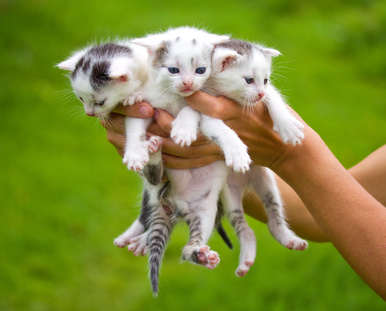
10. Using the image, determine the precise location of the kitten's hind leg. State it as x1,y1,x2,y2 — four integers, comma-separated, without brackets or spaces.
250,166,308,251
181,199,220,269
128,231,149,256
221,182,256,277
114,218,145,248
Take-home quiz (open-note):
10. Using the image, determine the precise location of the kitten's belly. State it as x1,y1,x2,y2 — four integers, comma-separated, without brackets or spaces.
167,161,227,203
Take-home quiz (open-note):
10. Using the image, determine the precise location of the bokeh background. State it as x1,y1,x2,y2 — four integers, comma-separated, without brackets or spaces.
1,0,385,310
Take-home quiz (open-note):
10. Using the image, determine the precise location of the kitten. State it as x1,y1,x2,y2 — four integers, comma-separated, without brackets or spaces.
113,27,256,295
205,39,308,275
57,40,164,180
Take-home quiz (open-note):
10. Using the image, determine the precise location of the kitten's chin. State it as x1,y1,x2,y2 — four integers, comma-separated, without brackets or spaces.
178,87,197,96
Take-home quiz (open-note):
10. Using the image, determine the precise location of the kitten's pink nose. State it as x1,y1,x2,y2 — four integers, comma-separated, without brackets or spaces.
258,92,265,99
86,111,95,117
183,80,194,88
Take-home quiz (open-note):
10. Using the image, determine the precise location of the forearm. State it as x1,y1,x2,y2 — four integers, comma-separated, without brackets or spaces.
273,126,386,299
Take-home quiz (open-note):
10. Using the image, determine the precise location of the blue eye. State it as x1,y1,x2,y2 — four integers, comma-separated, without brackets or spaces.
245,77,254,84
195,67,206,74
95,100,105,106
168,67,180,74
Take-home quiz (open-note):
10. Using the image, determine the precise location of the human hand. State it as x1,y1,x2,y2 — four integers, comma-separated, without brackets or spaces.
100,102,223,169
185,91,304,170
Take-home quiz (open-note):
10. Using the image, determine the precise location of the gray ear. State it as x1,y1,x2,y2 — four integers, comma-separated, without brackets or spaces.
213,48,239,72
57,50,87,71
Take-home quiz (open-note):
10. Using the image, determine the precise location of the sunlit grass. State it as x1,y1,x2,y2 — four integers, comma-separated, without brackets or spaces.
0,0,385,310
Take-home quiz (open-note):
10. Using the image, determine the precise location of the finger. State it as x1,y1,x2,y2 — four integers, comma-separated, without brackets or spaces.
186,91,244,120
100,112,126,134
161,137,222,158
147,122,170,137
113,101,154,118
162,153,224,170
106,131,125,158
153,109,174,133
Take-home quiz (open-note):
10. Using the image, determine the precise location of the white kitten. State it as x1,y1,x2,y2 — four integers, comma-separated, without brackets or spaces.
206,39,308,276
57,41,163,173
114,27,253,295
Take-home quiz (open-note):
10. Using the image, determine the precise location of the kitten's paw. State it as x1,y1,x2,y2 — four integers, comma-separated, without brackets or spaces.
224,149,252,173
194,246,220,269
123,147,149,171
274,118,305,145
123,93,144,106
128,232,149,256
283,237,308,251
146,136,163,155
114,221,145,248
170,128,197,147
235,261,254,277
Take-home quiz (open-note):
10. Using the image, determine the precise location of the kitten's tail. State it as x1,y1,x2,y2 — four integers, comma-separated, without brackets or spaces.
148,207,173,296
216,200,233,250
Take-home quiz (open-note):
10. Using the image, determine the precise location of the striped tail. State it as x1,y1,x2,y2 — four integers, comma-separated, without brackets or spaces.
147,208,173,296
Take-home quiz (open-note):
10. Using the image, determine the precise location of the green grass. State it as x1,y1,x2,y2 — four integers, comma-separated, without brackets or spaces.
1,0,385,310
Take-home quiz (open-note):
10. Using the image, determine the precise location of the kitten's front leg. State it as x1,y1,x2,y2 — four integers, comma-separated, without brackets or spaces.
264,85,304,145
122,91,144,106
200,115,251,173
123,117,153,171
170,106,200,147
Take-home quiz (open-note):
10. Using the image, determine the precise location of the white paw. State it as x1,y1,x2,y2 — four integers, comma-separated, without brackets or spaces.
123,93,144,106
128,232,149,256
274,118,305,145
114,236,130,248
146,136,163,154
284,238,308,251
235,260,254,277
114,220,145,248
224,148,251,173
123,146,149,171
170,127,197,147
195,246,220,269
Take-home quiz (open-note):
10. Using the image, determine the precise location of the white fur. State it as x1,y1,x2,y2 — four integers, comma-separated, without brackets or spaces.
207,41,308,271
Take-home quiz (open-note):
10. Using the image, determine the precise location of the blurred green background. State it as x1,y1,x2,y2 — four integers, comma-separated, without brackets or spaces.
1,0,385,310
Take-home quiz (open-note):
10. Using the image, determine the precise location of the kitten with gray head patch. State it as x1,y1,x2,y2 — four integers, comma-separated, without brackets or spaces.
205,39,308,276
57,40,163,175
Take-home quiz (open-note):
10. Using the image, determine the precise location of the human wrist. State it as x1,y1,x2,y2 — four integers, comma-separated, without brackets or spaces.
269,125,324,184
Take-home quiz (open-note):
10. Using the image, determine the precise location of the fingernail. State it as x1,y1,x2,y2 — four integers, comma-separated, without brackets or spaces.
153,109,159,120
138,106,152,118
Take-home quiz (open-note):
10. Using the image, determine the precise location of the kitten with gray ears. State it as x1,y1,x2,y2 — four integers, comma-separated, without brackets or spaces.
57,40,164,174
205,39,308,276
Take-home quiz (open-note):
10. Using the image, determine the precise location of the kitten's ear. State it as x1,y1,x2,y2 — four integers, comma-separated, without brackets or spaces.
208,34,230,46
262,48,281,58
57,50,87,71
108,57,131,82
213,48,239,72
131,35,165,53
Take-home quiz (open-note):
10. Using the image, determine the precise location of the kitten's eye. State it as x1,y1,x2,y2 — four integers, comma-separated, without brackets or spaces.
245,77,254,84
195,67,206,74
79,97,84,102
264,78,268,85
168,67,180,74
95,100,105,106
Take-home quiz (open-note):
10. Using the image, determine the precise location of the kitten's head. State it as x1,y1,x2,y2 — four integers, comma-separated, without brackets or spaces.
58,43,143,118
133,27,229,97
211,40,281,105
